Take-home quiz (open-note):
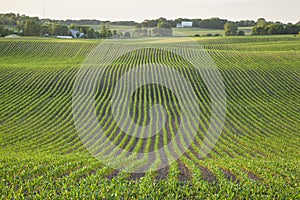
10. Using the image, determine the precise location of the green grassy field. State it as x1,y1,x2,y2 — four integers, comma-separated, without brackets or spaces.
173,27,224,36
238,27,253,35
1,36,300,199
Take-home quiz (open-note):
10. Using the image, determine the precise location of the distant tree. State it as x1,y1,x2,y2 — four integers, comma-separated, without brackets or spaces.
157,22,172,29
41,24,50,35
124,32,131,37
250,21,296,35
256,18,267,27
192,19,201,27
0,22,10,37
79,28,84,34
113,30,117,36
100,24,108,38
24,20,40,36
266,23,284,34
16,20,24,34
50,23,68,36
224,22,237,36
285,23,300,34
251,26,266,35
141,19,159,27
198,18,228,29
237,30,245,36
107,29,113,38
95,31,100,38
0,21,5,36
236,20,256,27
69,23,76,30
158,17,167,23
87,27,95,38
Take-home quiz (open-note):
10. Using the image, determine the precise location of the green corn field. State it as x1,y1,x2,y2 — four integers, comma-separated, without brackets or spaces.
1,36,299,199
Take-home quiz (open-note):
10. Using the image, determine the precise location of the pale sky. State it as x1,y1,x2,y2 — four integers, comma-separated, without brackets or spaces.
0,0,299,23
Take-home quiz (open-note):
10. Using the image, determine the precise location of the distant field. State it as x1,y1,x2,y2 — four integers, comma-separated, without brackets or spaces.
173,27,224,36
238,27,253,35
1,36,299,199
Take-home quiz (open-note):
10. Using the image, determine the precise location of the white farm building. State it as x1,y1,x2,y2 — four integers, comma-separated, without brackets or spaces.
176,21,193,28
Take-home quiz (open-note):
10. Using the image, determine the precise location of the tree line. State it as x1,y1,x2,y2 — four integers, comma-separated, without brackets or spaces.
0,13,117,38
224,18,300,36
1,13,299,37
251,18,300,35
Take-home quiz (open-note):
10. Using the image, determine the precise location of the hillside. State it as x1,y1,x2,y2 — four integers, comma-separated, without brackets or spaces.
1,36,299,199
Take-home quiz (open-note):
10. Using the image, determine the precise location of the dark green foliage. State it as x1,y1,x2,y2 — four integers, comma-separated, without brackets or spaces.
256,18,268,27
87,27,95,39
124,31,131,37
224,22,238,36
0,21,6,36
50,23,68,36
237,30,245,36
235,20,256,27
99,24,112,38
41,24,50,35
24,20,40,36
95,31,101,38
197,17,228,29
157,21,172,29
252,21,300,35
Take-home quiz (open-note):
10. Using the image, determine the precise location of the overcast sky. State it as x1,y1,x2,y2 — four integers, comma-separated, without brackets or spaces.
0,0,299,23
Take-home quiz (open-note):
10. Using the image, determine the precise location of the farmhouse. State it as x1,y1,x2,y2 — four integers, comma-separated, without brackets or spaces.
176,21,193,28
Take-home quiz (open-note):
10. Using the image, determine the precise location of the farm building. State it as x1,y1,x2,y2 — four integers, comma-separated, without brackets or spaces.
176,21,193,28
57,36,73,39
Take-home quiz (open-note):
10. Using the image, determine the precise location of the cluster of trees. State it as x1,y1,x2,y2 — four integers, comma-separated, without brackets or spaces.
140,17,228,29
192,18,228,29
70,24,116,39
0,13,117,38
0,13,118,38
64,19,102,25
251,18,300,35
0,21,14,36
224,18,300,36
224,22,245,36
1,13,300,38
139,18,260,30
153,21,173,36
21,21,69,36
235,20,256,27
134,20,173,37
110,21,138,26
